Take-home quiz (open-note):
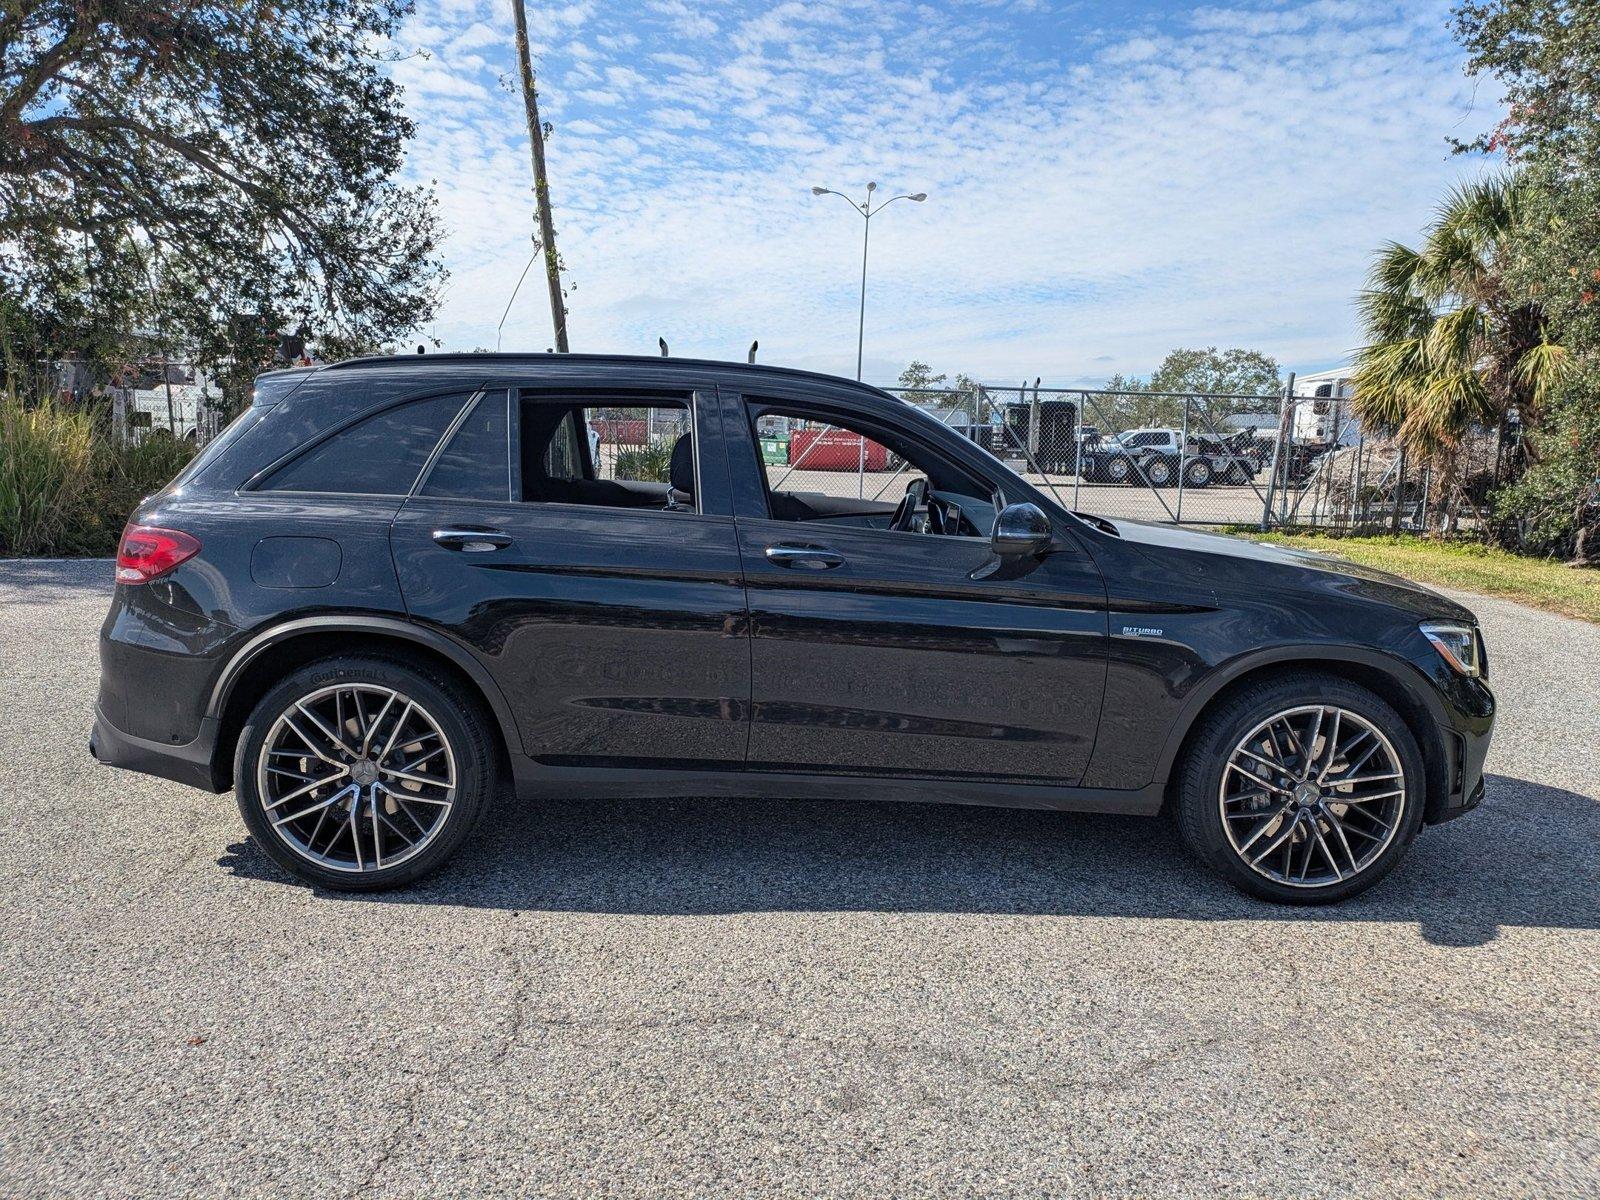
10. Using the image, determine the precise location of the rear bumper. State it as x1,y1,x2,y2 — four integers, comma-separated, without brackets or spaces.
90,704,225,793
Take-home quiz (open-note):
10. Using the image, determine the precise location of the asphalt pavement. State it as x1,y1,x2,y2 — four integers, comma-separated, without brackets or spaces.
1,558,1595,1198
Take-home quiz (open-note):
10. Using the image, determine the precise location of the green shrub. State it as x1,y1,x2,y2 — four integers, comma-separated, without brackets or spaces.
1492,358,1600,562
613,441,673,483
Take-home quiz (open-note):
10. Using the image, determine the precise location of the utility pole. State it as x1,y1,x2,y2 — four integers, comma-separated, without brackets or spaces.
510,0,568,352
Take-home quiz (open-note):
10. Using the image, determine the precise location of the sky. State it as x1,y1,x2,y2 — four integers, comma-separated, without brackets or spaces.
388,0,1502,387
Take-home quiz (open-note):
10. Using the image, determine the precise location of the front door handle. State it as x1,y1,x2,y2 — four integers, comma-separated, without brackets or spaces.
765,543,844,570
432,527,512,552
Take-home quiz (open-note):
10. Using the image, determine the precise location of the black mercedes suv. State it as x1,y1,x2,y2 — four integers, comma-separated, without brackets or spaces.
92,354,1494,902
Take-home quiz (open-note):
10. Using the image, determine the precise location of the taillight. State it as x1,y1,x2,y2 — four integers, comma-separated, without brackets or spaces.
115,524,201,584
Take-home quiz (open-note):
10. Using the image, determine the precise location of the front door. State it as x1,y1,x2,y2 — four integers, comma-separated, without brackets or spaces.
727,391,1108,783
391,383,751,768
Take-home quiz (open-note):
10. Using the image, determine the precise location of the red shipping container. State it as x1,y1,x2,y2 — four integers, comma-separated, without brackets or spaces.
788,428,890,470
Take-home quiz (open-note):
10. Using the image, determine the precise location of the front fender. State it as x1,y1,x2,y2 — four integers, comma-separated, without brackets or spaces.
1145,642,1460,818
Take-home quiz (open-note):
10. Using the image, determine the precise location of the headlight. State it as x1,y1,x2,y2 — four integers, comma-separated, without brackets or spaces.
1421,621,1483,678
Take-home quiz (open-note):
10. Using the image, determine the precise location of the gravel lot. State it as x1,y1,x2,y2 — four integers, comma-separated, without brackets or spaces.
1,558,1596,1199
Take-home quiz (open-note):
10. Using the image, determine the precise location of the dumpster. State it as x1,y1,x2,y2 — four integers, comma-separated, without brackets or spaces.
759,435,790,466
788,428,892,471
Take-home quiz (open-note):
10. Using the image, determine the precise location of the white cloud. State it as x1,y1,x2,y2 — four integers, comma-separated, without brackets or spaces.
391,0,1502,385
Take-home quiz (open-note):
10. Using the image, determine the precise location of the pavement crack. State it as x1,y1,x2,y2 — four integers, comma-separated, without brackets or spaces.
348,937,534,1199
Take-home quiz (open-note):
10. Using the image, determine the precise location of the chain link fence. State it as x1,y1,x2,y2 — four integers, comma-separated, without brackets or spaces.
964,384,1279,526
808,382,1518,532
1256,395,1515,534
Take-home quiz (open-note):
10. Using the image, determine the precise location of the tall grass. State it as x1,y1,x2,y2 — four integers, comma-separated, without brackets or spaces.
0,398,196,557
0,398,96,556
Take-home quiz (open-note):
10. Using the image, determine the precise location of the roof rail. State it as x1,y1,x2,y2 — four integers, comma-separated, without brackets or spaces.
316,351,895,394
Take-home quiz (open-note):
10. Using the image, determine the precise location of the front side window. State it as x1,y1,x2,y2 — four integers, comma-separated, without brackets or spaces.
261,393,468,495
748,402,995,537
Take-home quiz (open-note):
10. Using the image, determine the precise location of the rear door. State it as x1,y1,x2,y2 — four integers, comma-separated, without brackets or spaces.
723,387,1109,784
390,379,751,769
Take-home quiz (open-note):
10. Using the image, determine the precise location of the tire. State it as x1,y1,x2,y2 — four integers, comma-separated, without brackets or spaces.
1183,458,1213,488
1172,673,1426,904
1144,455,1175,487
1104,456,1130,484
234,654,498,891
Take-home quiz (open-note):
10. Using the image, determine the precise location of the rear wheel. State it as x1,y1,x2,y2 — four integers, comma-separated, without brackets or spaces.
1103,456,1131,484
235,655,497,890
1183,457,1214,488
1173,674,1425,903
1144,455,1176,487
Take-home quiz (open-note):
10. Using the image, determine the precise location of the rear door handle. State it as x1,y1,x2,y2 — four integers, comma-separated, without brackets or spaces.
432,527,512,552
765,543,844,570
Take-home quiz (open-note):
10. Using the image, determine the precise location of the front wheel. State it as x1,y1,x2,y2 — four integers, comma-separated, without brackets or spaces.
234,655,497,890
1172,674,1426,903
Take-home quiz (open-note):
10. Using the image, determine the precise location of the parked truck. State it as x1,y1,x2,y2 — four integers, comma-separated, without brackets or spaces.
1080,427,1260,488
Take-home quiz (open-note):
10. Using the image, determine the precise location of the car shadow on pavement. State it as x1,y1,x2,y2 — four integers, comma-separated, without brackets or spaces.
218,773,1597,946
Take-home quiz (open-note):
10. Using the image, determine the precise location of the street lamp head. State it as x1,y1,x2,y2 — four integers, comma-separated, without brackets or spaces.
909,193,927,202
810,186,828,195
867,181,877,191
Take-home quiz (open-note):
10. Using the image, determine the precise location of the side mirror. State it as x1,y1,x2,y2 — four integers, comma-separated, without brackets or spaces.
991,502,1053,556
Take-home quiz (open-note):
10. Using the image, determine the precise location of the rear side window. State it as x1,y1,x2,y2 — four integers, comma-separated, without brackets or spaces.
423,390,510,501
261,393,468,495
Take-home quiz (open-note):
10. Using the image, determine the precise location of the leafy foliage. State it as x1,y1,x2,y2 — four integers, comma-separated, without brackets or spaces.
1493,361,1600,559
1452,1,1600,163
1100,349,1281,429
0,0,445,396
1452,1,1600,561
895,360,951,402
1148,347,1282,397
1352,176,1564,462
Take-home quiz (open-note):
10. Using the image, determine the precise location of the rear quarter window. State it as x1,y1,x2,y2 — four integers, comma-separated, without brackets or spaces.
171,405,264,489
422,390,511,501
259,393,469,495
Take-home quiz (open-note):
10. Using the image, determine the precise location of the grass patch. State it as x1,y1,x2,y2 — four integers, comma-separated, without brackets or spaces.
1230,530,1600,624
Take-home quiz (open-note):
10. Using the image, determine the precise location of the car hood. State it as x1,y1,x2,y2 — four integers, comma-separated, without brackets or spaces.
1091,518,1477,623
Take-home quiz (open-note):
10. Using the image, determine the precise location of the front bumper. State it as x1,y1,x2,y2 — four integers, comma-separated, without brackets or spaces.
90,704,225,793
1425,673,1495,825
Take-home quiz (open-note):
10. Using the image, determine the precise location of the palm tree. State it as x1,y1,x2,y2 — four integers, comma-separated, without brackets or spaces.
1353,175,1567,517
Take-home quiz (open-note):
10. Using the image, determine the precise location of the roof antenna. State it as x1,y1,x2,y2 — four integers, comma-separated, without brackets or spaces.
748,340,759,363
658,337,669,357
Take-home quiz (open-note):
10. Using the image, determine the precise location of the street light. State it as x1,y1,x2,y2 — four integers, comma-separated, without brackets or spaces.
811,181,927,380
